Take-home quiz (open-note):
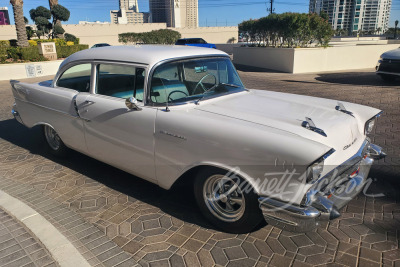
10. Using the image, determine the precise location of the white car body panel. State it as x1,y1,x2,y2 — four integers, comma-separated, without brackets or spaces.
10,45,383,211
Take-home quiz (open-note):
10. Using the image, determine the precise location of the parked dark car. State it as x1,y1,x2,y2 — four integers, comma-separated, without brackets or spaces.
91,43,111,48
175,38,217,49
376,48,400,81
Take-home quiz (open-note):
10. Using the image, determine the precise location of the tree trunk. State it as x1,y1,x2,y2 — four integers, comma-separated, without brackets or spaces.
49,0,62,38
10,0,29,47
48,0,58,9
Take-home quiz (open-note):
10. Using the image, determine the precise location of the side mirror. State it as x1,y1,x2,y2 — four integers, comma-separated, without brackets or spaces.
125,97,142,111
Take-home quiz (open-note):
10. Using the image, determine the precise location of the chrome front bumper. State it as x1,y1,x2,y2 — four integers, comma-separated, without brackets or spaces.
258,143,385,232
11,103,24,125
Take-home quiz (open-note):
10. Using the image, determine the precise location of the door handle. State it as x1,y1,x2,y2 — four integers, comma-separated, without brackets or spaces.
85,100,95,105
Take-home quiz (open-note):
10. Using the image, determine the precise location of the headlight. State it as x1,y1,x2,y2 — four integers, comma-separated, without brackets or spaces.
306,161,324,183
364,118,376,135
306,149,335,183
364,112,382,135
378,56,383,63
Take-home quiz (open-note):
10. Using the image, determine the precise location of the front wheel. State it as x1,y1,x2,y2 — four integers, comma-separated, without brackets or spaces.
43,125,68,157
194,167,263,233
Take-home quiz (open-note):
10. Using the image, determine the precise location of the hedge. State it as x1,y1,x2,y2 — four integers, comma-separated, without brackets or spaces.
0,37,80,48
0,44,88,63
119,29,181,45
239,13,334,48
56,44,89,58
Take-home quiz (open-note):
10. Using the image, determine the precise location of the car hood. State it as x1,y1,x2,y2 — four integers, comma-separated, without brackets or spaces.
381,48,400,60
195,90,364,152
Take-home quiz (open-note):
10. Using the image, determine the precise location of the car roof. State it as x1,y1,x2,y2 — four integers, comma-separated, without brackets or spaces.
60,45,227,69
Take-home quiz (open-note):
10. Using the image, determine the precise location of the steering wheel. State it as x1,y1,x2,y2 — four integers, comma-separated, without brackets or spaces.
168,90,189,102
193,73,217,95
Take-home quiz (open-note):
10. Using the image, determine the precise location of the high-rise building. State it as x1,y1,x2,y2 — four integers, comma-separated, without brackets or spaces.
110,0,149,24
150,0,199,28
309,0,392,34
0,7,10,25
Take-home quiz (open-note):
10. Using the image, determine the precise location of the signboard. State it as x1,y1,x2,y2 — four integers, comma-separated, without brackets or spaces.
38,42,57,61
25,64,44,78
25,65,36,78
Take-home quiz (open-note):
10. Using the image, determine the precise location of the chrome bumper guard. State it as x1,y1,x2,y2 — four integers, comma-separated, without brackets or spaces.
258,143,385,232
11,104,24,125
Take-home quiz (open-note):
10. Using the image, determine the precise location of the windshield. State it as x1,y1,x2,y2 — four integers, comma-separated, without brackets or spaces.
149,57,245,105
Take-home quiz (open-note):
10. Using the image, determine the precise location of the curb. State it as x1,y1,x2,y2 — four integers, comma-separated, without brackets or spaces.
0,189,91,267
0,176,139,267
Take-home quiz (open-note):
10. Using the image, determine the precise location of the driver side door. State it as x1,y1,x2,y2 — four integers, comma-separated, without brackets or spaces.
80,63,158,182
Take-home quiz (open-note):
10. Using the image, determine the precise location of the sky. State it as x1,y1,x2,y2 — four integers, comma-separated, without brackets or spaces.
2,0,399,28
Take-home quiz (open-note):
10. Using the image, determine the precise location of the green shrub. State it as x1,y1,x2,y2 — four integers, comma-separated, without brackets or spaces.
239,13,334,48
9,39,18,47
7,47,20,60
0,41,10,47
56,44,88,58
28,40,38,46
54,39,67,46
64,33,79,44
20,47,48,61
0,47,7,62
36,39,55,44
119,29,181,45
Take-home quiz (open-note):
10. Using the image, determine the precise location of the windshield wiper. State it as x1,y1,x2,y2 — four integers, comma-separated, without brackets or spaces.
194,83,241,105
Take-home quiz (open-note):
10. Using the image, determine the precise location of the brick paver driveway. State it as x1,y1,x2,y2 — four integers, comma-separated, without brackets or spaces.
0,69,399,267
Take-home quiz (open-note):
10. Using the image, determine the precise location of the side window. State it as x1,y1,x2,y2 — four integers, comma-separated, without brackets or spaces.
57,64,92,92
150,63,188,104
96,64,145,101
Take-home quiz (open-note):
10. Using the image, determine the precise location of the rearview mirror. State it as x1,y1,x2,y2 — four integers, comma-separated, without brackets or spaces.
125,97,142,111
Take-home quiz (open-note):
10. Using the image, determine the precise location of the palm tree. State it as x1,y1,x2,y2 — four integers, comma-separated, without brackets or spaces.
10,0,28,47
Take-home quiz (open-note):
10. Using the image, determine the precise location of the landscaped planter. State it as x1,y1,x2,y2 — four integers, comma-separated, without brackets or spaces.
233,44,400,73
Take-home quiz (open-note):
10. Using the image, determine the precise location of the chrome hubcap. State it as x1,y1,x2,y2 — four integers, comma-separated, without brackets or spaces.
203,175,245,222
44,126,61,150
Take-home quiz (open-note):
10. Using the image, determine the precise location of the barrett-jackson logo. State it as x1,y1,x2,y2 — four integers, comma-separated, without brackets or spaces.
343,138,357,150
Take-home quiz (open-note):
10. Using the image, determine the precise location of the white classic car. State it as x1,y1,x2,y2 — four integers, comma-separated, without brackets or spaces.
11,46,386,233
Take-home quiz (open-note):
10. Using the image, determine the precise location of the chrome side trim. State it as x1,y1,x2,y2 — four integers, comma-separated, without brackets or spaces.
16,98,79,120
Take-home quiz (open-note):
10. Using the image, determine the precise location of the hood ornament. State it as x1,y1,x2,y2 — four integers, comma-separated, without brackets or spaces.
335,102,354,117
301,117,327,137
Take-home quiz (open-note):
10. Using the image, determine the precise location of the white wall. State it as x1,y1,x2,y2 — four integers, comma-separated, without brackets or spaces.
292,44,400,73
1,60,62,81
233,44,400,74
233,47,295,72
0,25,238,47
